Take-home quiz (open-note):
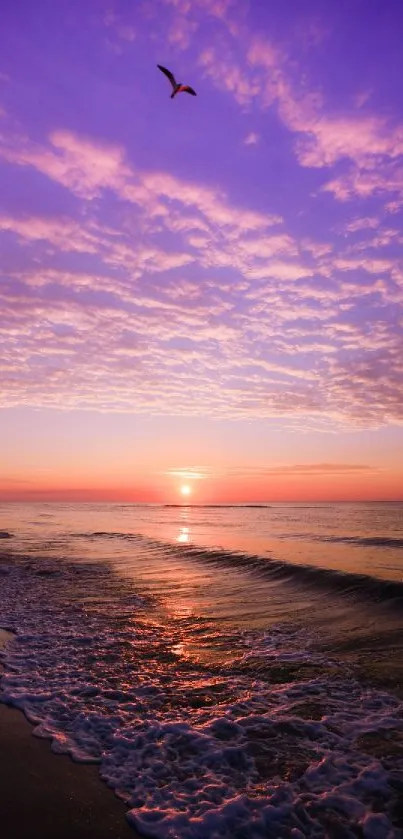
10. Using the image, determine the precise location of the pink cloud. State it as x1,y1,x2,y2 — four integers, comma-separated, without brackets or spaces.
227,462,379,476
244,132,259,146
0,130,290,295
0,129,133,199
0,130,282,236
295,115,403,169
195,28,403,206
163,0,239,50
199,46,262,106
1,126,403,428
324,164,403,204
2,265,402,426
246,261,313,281
344,217,380,233
0,214,100,253
333,256,394,274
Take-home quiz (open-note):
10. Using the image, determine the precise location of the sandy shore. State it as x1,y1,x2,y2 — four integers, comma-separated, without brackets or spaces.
0,703,137,839
0,601,138,837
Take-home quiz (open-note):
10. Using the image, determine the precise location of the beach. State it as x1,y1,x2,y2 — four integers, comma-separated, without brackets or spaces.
1,502,403,838
0,704,136,839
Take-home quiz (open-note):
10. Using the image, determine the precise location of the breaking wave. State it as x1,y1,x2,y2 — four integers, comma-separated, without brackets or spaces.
78,531,403,610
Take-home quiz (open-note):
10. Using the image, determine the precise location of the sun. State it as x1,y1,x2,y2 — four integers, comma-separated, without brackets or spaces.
180,484,191,497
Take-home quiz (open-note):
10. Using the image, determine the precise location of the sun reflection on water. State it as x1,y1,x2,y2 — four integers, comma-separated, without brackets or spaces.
177,526,190,543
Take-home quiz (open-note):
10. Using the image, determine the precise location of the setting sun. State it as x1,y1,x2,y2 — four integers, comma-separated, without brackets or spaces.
180,484,191,497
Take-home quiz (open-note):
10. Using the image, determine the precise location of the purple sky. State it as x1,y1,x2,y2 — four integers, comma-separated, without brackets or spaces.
1,0,403,501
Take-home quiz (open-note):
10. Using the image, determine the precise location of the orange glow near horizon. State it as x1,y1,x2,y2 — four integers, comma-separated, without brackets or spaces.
0,464,403,503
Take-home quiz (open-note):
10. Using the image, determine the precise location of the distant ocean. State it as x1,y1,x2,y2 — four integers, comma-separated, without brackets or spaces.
1,502,403,838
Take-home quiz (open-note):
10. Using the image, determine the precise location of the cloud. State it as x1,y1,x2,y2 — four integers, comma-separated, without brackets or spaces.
101,9,136,54
165,468,207,480
0,214,100,253
323,164,403,205
0,129,295,292
149,0,240,50
199,45,263,106
163,0,234,19
0,129,132,199
295,115,403,169
195,25,403,206
0,129,281,231
225,463,379,477
354,90,373,109
333,256,393,274
244,132,259,146
1,128,403,428
103,9,136,40
344,217,380,234
163,462,381,481
1,267,402,426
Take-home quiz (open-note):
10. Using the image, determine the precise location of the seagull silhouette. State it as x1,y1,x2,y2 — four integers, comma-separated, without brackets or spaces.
157,65,197,99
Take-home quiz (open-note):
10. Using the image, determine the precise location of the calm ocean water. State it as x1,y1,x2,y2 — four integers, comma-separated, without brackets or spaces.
1,502,403,837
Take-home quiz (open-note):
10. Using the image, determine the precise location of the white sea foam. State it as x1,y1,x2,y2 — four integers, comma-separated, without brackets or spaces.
0,552,402,838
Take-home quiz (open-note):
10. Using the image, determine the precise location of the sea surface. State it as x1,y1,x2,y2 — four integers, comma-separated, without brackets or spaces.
1,502,403,838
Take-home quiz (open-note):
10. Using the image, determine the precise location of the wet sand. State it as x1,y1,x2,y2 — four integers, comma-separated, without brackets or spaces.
0,703,137,839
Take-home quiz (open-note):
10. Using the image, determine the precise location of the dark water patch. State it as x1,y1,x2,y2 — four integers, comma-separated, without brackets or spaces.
355,730,403,761
288,700,326,721
321,535,403,549
287,532,403,548
76,531,154,544
353,654,403,699
162,504,272,509
275,531,403,549
246,730,316,783
283,506,335,510
236,660,331,684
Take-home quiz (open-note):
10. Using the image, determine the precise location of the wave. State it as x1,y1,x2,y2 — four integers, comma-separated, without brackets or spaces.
319,535,403,548
77,531,403,610
285,532,403,548
178,545,403,608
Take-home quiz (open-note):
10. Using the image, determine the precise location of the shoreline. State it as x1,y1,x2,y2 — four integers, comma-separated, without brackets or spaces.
0,623,137,838
0,591,137,839
0,702,137,839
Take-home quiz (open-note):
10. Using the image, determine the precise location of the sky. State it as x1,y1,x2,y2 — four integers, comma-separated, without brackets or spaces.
1,0,403,503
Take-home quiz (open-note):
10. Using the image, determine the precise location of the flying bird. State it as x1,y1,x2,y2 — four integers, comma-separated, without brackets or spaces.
157,65,197,99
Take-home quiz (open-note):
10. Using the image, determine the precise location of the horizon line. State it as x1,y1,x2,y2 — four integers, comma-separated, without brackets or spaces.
1,500,403,506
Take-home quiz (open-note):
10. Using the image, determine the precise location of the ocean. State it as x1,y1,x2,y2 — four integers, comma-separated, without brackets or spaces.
1,501,403,838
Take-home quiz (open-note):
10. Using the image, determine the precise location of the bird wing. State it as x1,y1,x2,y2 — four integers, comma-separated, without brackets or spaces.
157,64,177,90
179,85,197,96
